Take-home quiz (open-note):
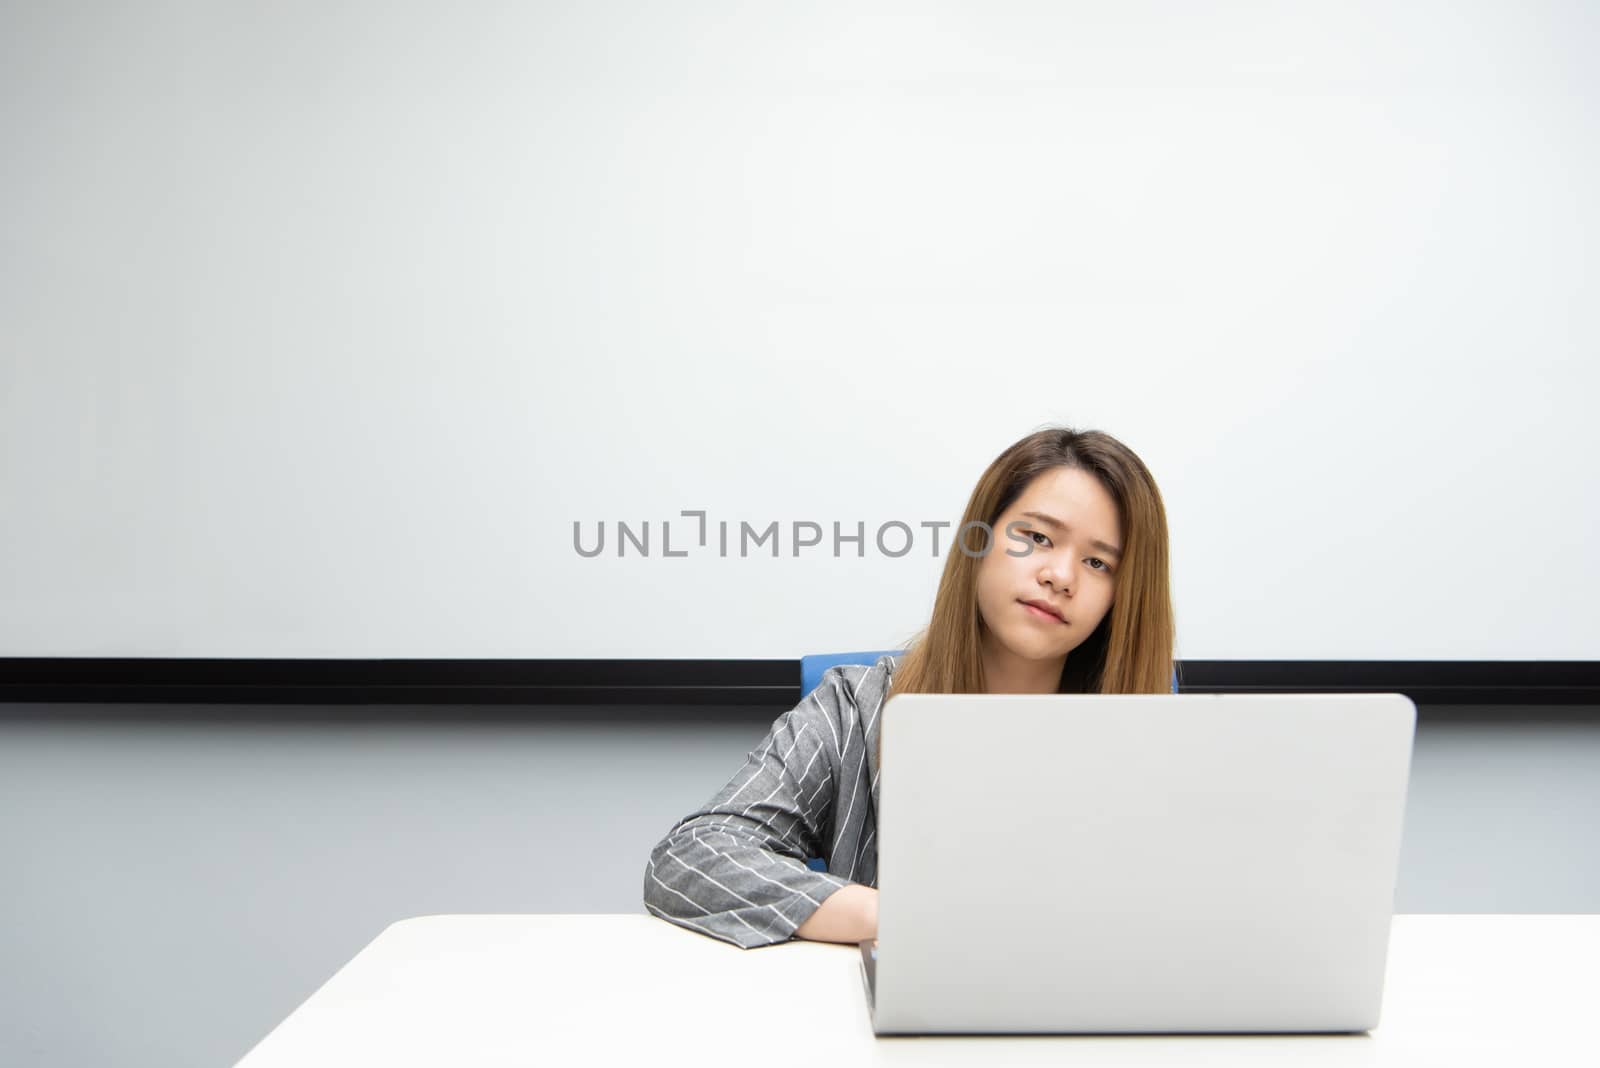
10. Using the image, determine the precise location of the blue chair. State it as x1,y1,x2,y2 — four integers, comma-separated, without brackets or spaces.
798,650,1182,870
800,649,906,699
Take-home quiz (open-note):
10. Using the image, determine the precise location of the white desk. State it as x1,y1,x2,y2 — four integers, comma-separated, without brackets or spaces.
237,914,1599,1066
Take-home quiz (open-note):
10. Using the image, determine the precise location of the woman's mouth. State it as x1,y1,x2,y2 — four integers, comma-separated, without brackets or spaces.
1020,599,1066,624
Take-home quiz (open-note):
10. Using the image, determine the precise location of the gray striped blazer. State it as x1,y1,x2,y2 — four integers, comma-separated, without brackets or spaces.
642,653,898,949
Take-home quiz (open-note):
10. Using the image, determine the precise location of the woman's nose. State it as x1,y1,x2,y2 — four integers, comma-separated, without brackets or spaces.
1042,557,1074,593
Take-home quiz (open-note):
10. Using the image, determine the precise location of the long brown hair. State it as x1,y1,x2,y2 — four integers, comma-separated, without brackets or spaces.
888,425,1176,705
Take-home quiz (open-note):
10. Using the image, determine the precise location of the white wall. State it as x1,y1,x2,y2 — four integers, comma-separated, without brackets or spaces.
4,1,1597,661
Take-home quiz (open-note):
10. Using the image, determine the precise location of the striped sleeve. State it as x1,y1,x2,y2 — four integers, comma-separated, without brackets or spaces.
642,676,854,949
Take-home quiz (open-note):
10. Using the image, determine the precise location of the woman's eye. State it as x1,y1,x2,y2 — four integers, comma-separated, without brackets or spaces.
1026,530,1110,572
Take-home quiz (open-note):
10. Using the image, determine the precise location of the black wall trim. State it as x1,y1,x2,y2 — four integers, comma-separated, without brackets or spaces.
1,658,1597,710
0,658,797,707
1175,661,1600,707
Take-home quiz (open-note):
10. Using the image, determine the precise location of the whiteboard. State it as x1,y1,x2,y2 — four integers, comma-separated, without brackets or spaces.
2,1,1594,660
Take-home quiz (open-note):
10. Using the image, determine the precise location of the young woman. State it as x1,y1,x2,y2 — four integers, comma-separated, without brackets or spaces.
642,426,1176,949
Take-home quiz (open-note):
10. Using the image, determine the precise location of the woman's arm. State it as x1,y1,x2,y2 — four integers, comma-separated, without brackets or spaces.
642,687,857,949
794,883,878,944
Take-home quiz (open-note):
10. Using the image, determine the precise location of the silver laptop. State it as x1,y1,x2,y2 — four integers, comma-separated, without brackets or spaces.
860,692,1416,1035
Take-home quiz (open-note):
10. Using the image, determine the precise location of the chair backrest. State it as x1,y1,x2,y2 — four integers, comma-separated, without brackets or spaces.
800,649,905,697
800,649,1179,697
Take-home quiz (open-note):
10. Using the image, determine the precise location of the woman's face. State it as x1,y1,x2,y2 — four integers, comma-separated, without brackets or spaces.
975,466,1122,668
